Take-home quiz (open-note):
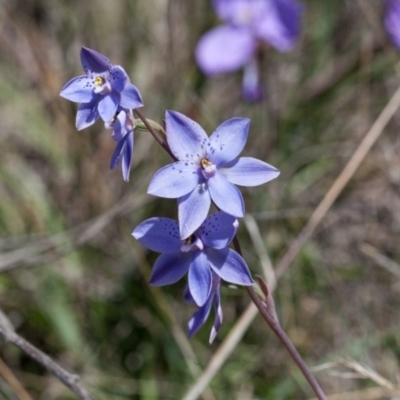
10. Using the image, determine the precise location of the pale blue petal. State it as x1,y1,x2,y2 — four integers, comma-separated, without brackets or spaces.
220,157,280,186
209,287,222,344
75,100,99,130
112,112,127,141
256,0,303,52
150,252,191,286
110,135,125,170
200,212,238,249
166,111,208,162
207,118,250,167
187,297,213,338
109,66,128,92
60,76,94,103
386,0,400,49
132,217,181,253
188,251,212,306
80,47,111,73
121,132,134,182
178,183,211,239
148,161,199,199
196,25,255,75
98,92,119,122
208,172,244,217
120,83,144,109
208,248,253,285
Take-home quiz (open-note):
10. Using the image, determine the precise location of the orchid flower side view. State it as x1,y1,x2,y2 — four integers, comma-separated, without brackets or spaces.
59,46,328,400
196,0,303,101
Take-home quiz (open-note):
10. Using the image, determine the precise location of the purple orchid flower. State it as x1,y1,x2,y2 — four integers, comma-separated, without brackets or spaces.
60,47,143,130
132,211,253,308
147,111,280,239
385,0,400,49
185,273,222,343
195,0,303,101
106,108,135,182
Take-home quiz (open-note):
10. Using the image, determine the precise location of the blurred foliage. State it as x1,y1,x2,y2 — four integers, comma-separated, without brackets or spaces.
1,0,400,399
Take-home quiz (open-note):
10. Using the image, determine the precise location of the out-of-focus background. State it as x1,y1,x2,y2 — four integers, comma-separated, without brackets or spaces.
1,0,400,399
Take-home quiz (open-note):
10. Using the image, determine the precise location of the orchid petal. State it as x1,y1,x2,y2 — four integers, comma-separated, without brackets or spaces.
188,251,212,306
207,118,250,167
80,47,111,73
149,252,191,286
200,212,238,249
75,100,99,130
98,92,119,122
178,183,211,239
110,135,126,170
165,111,208,162
210,287,222,343
109,66,128,92
148,161,199,199
121,132,134,182
208,248,253,285
187,297,213,338
221,157,280,186
132,217,181,253
112,111,127,141
60,76,95,103
120,83,144,109
208,172,244,217
386,0,400,49
196,25,255,75
256,0,303,52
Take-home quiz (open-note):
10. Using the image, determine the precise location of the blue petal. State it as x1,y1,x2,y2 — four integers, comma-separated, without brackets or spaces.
386,0,400,49
195,25,255,75
207,118,250,167
150,252,191,286
208,172,244,217
80,47,111,73
121,132,134,182
60,76,94,103
165,111,208,162
187,296,213,338
200,212,238,249
207,248,254,285
256,0,303,52
132,217,181,253
242,58,264,103
120,83,144,109
178,183,211,239
98,92,119,122
110,135,126,170
148,161,199,199
75,100,100,130
209,286,223,344
220,157,280,186
188,251,212,306
109,66,128,92
112,112,127,142
184,285,196,304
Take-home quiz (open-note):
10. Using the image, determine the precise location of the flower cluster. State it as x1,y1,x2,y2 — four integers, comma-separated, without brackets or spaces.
196,0,303,101
60,47,280,342
60,47,143,181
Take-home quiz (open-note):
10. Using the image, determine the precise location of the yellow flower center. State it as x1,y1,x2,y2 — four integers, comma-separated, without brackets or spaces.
200,158,212,169
95,76,105,86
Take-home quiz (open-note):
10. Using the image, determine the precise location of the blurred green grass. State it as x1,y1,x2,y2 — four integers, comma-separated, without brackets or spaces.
1,0,400,399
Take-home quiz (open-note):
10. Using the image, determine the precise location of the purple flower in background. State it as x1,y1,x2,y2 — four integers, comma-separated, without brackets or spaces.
185,273,222,343
385,0,400,48
106,108,135,182
132,212,253,307
147,111,280,239
60,47,143,130
196,0,303,100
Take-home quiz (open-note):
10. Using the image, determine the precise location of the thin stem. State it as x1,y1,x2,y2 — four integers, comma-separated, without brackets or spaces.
245,286,327,400
134,109,177,160
0,308,92,400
